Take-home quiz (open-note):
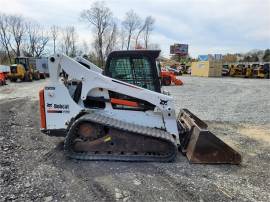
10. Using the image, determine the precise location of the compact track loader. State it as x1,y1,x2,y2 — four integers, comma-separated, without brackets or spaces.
39,52,241,164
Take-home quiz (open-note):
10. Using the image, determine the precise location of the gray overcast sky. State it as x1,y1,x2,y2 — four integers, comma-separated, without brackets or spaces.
1,0,270,57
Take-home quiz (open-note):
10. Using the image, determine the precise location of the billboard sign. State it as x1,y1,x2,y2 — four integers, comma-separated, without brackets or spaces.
170,44,188,56
198,54,223,61
198,55,209,61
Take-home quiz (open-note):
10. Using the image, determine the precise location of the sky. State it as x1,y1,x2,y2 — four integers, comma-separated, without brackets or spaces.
0,0,270,57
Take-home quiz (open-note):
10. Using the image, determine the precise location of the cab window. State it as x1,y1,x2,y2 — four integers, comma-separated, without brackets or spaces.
109,57,155,91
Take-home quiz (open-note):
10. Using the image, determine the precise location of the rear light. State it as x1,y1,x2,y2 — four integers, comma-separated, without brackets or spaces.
39,89,46,129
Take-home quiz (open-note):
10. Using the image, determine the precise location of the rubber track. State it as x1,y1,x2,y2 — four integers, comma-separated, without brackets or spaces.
64,112,177,162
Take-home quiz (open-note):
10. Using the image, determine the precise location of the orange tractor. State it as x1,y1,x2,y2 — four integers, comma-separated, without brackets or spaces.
161,69,183,86
0,72,6,86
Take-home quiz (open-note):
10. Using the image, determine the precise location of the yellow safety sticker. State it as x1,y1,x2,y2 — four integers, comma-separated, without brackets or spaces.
104,136,112,142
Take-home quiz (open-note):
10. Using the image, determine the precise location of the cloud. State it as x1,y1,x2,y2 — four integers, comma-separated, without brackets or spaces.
1,0,269,57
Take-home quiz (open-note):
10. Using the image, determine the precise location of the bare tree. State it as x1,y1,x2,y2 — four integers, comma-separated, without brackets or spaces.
26,22,38,56
1,13,50,61
135,16,155,49
76,40,90,57
69,27,77,57
148,43,160,50
119,26,126,50
143,16,155,49
80,1,113,67
81,40,90,55
105,22,118,57
26,22,49,57
122,10,141,50
88,50,99,65
50,25,59,54
34,29,49,57
135,23,146,48
0,13,12,63
60,26,77,57
9,15,26,57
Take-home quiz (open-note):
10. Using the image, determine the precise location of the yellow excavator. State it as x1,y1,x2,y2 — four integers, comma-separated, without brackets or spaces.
229,64,244,77
243,65,253,78
253,64,269,78
229,64,253,78
8,57,40,82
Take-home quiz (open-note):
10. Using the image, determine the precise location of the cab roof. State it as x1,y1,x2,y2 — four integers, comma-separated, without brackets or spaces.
107,50,161,60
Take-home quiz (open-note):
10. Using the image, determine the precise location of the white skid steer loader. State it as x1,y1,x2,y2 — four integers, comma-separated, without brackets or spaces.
39,52,241,164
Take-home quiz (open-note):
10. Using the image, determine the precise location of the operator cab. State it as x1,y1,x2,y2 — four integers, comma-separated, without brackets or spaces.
104,50,161,93
15,57,30,70
69,50,163,111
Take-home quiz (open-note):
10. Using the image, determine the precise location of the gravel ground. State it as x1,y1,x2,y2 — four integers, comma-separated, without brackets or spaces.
167,76,270,124
0,77,270,202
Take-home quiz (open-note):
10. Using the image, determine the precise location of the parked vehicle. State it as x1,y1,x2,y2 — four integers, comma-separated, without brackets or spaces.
0,72,6,85
8,57,40,82
36,57,49,78
167,66,182,75
39,51,241,164
0,65,10,79
253,64,269,78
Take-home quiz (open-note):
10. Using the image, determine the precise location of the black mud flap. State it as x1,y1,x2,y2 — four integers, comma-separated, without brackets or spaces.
177,109,242,164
